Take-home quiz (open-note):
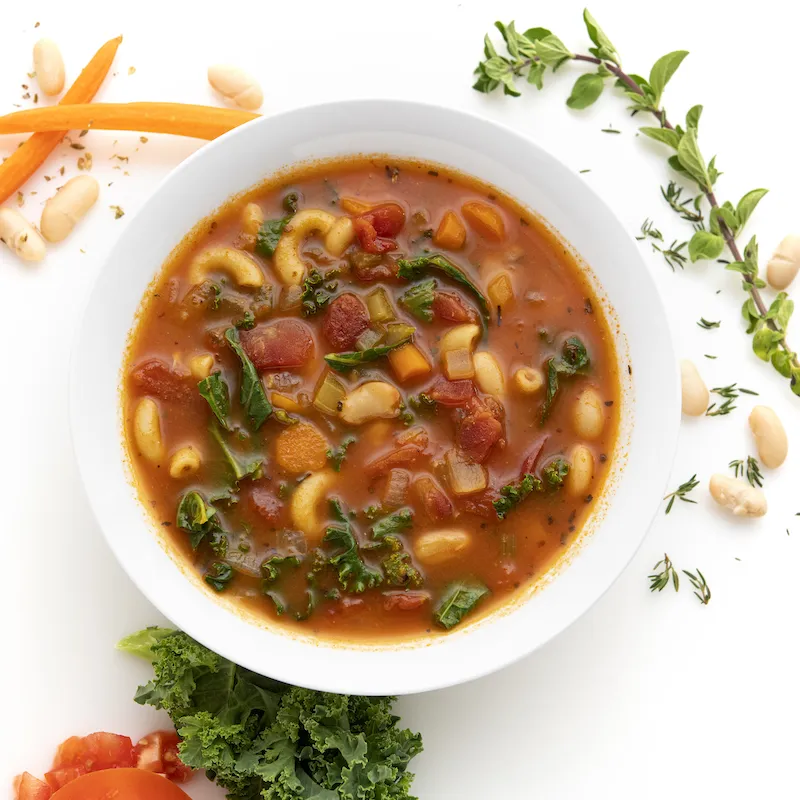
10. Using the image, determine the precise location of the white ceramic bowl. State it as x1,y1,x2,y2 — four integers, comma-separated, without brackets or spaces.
70,100,679,695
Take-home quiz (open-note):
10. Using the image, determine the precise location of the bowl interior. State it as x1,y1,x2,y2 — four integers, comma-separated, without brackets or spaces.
70,100,679,695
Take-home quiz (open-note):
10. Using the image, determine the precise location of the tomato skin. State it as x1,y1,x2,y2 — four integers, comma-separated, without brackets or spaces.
53,732,135,772
50,769,191,800
13,772,52,800
135,731,193,784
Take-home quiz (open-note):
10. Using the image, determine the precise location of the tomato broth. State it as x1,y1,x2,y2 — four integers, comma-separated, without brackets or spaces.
123,156,620,641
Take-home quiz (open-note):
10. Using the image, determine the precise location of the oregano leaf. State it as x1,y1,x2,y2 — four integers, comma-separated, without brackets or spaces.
566,72,605,109
685,104,703,130
527,62,545,88
752,322,783,362
772,350,793,378
648,50,689,105
767,292,794,331
677,127,710,189
736,189,768,230
582,10,619,64
688,230,724,262
522,27,553,42
639,127,681,149
533,34,573,67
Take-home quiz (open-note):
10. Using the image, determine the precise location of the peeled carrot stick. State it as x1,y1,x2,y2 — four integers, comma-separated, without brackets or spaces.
0,35,122,205
0,103,259,141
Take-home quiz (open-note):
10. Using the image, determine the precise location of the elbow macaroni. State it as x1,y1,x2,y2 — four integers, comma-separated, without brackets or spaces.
189,246,264,288
290,469,336,542
169,446,202,479
273,209,335,284
324,216,356,257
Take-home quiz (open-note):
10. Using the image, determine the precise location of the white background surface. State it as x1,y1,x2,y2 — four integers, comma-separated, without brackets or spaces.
2,1,799,798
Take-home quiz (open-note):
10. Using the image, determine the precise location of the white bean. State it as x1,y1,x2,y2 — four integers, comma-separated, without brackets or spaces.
340,382,400,425
680,359,708,416
766,234,800,290
414,529,471,565
708,474,767,517
207,64,263,110
133,398,164,462
513,366,543,394
40,175,99,242
572,387,605,439
748,405,788,468
33,38,65,96
0,208,46,262
473,351,504,395
566,444,594,497
169,446,202,479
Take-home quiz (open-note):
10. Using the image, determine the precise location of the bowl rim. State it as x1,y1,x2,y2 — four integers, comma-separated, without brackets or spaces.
70,98,680,695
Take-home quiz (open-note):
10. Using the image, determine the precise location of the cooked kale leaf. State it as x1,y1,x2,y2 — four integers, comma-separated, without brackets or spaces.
434,579,490,629
493,473,542,520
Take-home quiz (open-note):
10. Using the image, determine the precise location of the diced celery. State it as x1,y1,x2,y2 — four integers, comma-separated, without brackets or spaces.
313,372,347,415
366,287,395,323
385,322,416,346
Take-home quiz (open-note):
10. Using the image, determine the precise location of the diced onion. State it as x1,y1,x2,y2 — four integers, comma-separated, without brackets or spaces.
313,372,347,415
443,347,474,380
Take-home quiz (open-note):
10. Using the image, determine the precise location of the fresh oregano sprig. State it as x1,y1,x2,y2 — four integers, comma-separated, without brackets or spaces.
474,11,799,396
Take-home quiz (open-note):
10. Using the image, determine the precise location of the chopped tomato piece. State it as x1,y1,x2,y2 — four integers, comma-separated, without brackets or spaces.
14,772,52,800
353,203,405,254
458,398,505,464
322,293,370,351
432,291,478,324
44,768,86,791
49,769,190,800
428,377,474,407
130,359,193,402
240,319,314,370
135,731,193,784
414,476,454,521
350,253,397,281
463,490,501,518
383,591,429,611
365,444,426,477
53,732,135,772
249,484,283,524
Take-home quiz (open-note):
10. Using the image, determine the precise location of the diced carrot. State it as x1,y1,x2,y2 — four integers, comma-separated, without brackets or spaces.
274,423,329,473
433,211,466,250
461,201,505,242
0,36,122,204
488,271,515,309
388,343,431,382
0,102,257,142
271,392,303,412
340,197,372,215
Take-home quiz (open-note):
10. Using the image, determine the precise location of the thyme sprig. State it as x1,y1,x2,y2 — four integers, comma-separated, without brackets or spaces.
474,11,799,396
649,554,680,592
682,569,711,605
729,456,764,488
663,474,699,514
706,383,758,417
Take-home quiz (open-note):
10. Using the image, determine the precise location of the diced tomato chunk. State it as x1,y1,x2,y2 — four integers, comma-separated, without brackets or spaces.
322,293,370,351
130,359,193,402
53,732,135,772
240,319,314,370
353,204,405,254
428,378,474,407
45,767,87,791
249,485,282,524
463,490,501,518
365,444,426,477
458,409,503,464
432,291,478,324
351,253,397,281
383,592,429,611
135,731,193,784
14,772,52,800
414,476,454,521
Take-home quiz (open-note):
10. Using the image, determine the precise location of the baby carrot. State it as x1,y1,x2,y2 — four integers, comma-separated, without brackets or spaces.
0,35,122,204
0,103,259,141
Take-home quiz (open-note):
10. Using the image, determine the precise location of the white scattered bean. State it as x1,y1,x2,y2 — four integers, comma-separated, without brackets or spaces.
566,444,594,497
290,469,336,543
340,381,400,425
748,405,788,468
40,175,99,242
680,359,708,416
169,446,202,479
0,208,46,262
33,38,65,96
708,473,767,517
572,387,605,439
207,64,263,110
133,398,164,463
513,366,543,394
766,234,800,290
414,529,471,565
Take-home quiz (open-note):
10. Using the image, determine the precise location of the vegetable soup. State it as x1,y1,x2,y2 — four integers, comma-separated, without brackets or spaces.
123,157,620,640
